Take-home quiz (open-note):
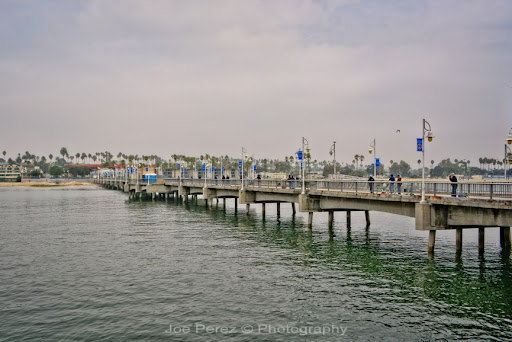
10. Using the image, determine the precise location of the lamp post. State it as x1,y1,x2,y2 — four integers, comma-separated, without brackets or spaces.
505,145,512,180
301,137,310,195
505,128,512,180
420,118,434,204
330,141,336,179
241,147,247,190
368,139,376,178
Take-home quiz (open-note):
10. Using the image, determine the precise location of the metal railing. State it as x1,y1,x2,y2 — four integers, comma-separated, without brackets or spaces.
96,177,512,200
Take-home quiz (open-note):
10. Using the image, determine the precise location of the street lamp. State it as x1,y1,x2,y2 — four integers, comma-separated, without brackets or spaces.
330,141,336,179
505,144,512,180
420,118,434,203
241,147,247,190
368,139,376,178
301,137,310,194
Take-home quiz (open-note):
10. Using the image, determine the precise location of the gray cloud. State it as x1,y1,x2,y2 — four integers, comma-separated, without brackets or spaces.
0,0,511,166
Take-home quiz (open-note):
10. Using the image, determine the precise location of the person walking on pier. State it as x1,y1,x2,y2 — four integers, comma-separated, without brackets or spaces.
368,175,375,193
389,174,395,194
449,173,458,197
397,175,402,195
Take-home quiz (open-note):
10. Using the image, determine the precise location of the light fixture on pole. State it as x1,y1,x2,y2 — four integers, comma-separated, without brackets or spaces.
330,141,336,179
301,137,310,195
420,118,434,204
368,139,376,178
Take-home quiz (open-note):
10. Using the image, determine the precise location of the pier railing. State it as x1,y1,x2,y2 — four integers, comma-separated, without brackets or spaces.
98,177,512,200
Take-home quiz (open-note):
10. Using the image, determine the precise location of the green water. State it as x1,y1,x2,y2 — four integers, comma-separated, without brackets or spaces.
1,187,511,341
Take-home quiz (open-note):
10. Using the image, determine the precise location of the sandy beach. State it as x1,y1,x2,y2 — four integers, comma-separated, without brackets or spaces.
0,181,100,188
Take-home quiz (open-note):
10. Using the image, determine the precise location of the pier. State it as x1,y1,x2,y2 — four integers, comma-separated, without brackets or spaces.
94,177,512,254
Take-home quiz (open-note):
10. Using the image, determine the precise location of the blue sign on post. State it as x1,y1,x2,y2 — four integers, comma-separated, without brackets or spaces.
146,167,149,172
177,164,180,170
254,165,257,171
376,158,380,168
202,165,206,171
417,138,423,152
298,150,303,160
301,162,303,170
238,161,242,169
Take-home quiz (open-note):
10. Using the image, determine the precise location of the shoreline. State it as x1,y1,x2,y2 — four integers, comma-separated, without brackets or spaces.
0,181,100,188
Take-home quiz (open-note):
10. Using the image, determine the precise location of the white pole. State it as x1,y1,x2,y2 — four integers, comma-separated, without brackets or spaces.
421,119,426,203
241,147,245,190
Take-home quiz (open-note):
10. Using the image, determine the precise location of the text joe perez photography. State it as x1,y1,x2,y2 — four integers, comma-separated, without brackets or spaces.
165,323,348,336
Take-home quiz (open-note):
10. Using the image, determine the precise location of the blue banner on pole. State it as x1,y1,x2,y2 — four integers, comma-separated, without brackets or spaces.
254,165,257,171
301,162,303,170
376,158,380,167
178,164,180,169
238,161,242,169
298,150,303,160
417,138,423,152
146,167,149,172
202,165,206,171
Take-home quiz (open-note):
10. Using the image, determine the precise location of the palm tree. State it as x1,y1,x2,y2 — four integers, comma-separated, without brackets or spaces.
60,147,68,162
417,159,421,176
354,155,359,169
2,151,6,160
359,155,365,167
49,154,53,165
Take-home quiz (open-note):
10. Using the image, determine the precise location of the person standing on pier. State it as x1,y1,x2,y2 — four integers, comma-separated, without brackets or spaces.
389,174,395,193
449,173,458,197
368,175,375,193
397,174,402,195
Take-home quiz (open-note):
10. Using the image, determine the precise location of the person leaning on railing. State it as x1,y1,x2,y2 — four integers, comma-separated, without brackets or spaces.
368,175,375,193
449,173,458,197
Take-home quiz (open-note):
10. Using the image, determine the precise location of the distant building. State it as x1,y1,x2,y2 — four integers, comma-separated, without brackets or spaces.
0,163,24,182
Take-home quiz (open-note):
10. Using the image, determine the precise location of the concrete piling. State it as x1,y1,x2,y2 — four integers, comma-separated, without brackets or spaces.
346,211,351,228
501,227,511,249
291,203,296,215
246,203,250,215
308,212,313,229
365,210,370,226
456,228,463,252
277,203,280,216
262,203,266,218
328,211,334,232
428,230,436,253
478,227,485,251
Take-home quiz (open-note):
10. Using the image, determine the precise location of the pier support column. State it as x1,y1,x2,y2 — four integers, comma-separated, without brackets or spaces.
261,203,266,218
478,227,485,252
428,230,436,253
234,198,238,211
277,203,280,216
223,198,226,209
205,199,208,208
308,212,313,229
291,203,296,215
346,211,351,228
501,227,511,249
328,211,334,232
456,228,463,252
246,203,250,215
365,211,370,227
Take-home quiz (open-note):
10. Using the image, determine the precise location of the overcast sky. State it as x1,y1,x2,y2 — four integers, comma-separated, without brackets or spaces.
1,0,511,166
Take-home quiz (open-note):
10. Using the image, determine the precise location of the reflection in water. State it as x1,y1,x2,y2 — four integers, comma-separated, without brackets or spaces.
159,195,512,331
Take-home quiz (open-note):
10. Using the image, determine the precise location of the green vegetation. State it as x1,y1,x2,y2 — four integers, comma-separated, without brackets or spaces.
49,165,64,177
30,170,41,177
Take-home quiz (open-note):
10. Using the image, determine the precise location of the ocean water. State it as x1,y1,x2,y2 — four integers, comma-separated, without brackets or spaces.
1,187,511,341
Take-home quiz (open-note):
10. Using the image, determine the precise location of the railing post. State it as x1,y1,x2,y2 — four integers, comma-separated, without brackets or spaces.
355,182,358,194
433,183,437,197
490,183,493,200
